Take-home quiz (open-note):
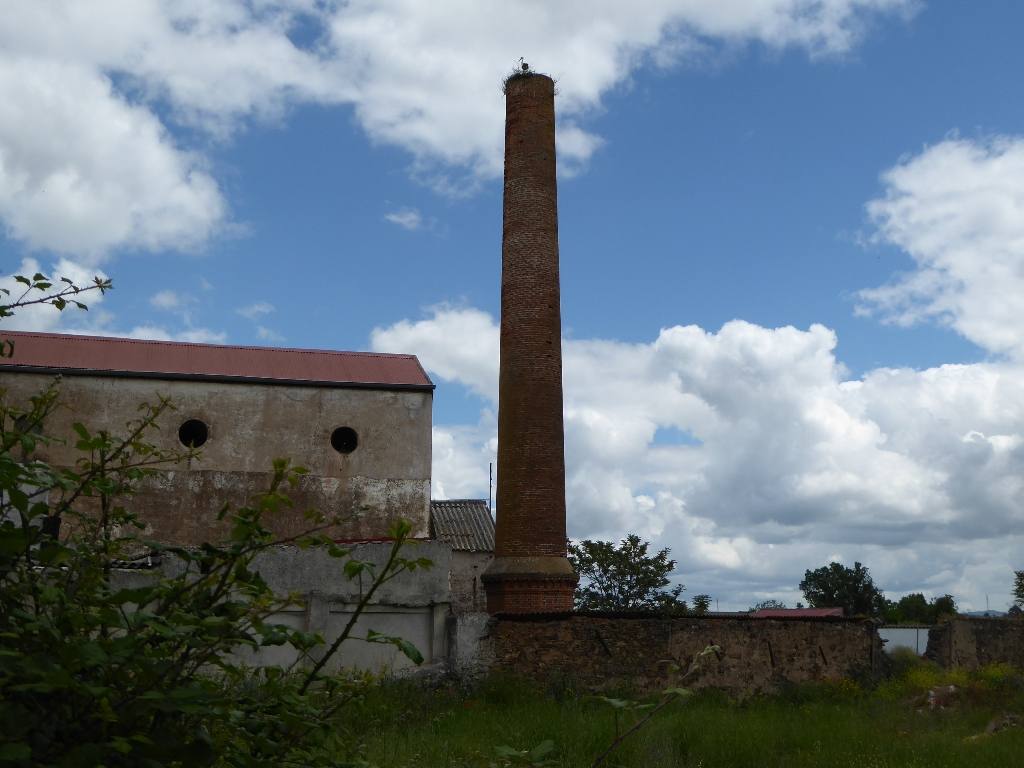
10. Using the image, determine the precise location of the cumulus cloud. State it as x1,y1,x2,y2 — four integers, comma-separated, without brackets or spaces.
859,136,1024,358
372,305,1024,610
431,415,499,501
0,0,914,258
371,305,499,400
325,0,916,184
0,57,224,262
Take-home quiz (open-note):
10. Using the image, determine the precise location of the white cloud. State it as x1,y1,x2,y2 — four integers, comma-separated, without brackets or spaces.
431,415,498,501
124,325,228,345
0,57,225,262
859,136,1024,358
383,207,423,231
237,301,275,320
256,325,286,343
372,305,1024,611
325,0,916,185
0,0,915,257
150,290,181,310
237,303,282,343
371,305,499,400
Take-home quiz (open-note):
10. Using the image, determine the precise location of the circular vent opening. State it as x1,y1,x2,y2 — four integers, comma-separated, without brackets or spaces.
178,419,209,448
330,426,358,454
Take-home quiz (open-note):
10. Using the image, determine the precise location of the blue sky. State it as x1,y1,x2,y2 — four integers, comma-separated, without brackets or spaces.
3,1,1024,610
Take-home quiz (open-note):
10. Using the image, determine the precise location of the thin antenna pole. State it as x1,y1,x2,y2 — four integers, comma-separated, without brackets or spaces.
488,462,493,513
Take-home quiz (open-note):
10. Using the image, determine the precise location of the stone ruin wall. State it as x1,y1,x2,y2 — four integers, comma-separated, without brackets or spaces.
926,618,1024,669
452,614,883,695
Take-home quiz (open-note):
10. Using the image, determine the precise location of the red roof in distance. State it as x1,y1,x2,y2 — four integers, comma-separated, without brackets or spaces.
0,330,433,390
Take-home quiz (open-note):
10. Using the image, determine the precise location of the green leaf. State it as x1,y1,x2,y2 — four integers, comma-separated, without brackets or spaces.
344,559,369,579
529,740,555,760
0,529,28,556
366,630,424,665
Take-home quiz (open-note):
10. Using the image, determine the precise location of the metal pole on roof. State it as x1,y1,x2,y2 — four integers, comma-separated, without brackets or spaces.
488,462,493,514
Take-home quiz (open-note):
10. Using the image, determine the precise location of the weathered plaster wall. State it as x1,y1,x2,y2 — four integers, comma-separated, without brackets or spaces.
450,552,492,613
0,373,432,541
451,614,882,695
115,540,452,673
926,618,1024,669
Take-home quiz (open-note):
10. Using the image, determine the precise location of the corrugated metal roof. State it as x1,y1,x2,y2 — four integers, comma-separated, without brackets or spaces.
751,608,844,618
430,499,495,552
0,330,433,390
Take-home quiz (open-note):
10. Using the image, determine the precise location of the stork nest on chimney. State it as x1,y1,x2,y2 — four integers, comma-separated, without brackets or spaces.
501,67,555,94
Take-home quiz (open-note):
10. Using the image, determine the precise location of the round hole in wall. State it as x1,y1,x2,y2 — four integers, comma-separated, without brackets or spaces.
330,426,358,454
178,419,209,448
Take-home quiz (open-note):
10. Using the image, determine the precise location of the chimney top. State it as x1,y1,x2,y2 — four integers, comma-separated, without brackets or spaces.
502,68,552,95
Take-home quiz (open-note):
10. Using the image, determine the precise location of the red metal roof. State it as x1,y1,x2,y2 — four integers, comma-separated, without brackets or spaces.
0,330,433,390
751,608,844,618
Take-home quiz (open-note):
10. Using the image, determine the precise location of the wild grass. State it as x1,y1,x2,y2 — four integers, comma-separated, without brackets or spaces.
335,659,1024,767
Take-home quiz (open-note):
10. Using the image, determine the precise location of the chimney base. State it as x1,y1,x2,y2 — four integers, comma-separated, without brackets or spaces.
482,555,577,614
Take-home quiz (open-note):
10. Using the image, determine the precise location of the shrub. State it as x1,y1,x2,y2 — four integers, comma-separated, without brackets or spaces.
0,271,430,766
885,646,927,678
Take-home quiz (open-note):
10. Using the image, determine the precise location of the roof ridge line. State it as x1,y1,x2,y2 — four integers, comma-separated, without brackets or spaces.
0,330,418,360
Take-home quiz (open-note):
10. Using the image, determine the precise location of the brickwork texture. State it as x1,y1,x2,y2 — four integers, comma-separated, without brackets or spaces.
484,73,576,613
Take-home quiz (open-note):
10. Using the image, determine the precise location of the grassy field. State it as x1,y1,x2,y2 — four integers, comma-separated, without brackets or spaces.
335,659,1024,767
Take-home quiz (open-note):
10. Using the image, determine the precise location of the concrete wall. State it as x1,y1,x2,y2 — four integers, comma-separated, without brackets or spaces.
926,618,1024,669
0,373,432,542
116,540,453,672
450,614,882,695
450,552,492,613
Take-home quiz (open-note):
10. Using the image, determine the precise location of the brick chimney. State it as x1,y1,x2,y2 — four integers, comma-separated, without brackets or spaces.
481,72,577,614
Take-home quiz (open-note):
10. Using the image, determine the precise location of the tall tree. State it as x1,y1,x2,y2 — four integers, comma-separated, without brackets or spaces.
799,561,886,617
1014,571,1024,607
691,594,712,615
883,592,957,624
567,535,685,613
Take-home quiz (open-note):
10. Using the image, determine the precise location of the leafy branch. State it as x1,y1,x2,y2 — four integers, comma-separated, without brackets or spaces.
589,644,722,768
0,271,111,319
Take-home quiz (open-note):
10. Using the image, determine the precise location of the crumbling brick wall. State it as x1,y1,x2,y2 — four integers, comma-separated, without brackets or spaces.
474,614,882,695
926,618,1024,669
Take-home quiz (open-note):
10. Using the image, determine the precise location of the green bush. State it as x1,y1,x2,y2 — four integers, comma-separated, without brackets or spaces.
885,646,928,678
